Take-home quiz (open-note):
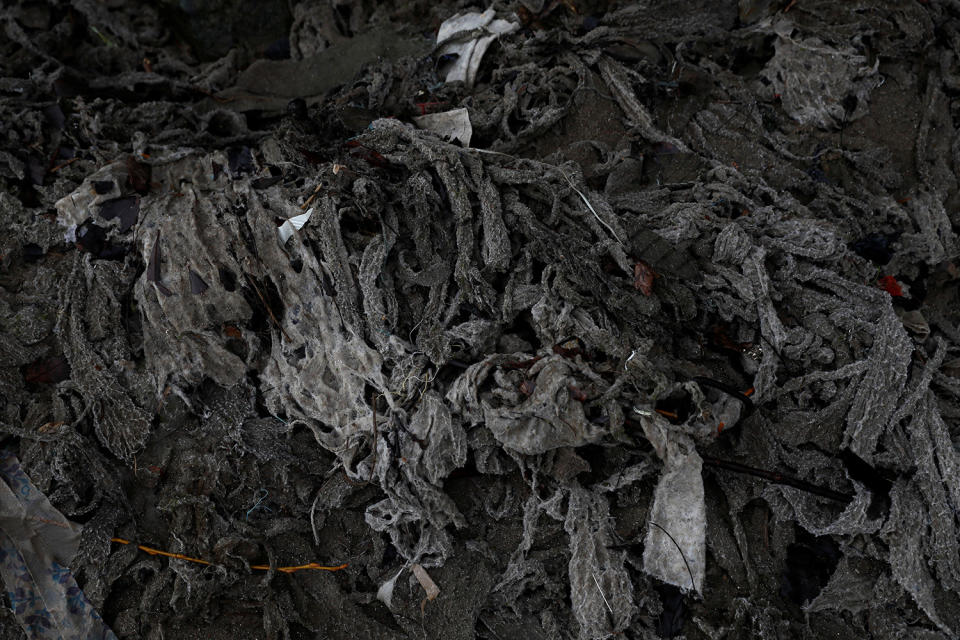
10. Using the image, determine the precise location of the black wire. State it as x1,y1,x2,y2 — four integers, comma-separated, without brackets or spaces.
649,521,696,593
702,455,854,503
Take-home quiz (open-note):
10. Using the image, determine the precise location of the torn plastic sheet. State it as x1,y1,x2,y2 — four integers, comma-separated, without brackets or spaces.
436,8,519,88
0,450,117,640
413,108,472,146
639,415,706,594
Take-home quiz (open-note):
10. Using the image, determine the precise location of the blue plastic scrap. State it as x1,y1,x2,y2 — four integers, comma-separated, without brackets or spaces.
0,450,117,639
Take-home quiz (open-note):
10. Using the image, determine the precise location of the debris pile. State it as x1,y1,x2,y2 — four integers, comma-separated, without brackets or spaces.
1,1,960,638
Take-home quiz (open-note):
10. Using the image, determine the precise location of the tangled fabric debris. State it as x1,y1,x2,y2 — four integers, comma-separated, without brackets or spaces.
2,0,960,638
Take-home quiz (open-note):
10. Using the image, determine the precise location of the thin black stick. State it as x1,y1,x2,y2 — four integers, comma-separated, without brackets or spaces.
244,273,291,342
702,455,853,503
649,521,696,592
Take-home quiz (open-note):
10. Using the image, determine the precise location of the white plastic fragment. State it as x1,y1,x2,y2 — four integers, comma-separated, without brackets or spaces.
436,8,518,88
414,108,473,146
411,563,441,602
278,207,313,244
376,566,405,609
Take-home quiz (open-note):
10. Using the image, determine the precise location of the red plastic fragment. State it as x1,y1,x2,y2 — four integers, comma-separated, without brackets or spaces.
877,275,903,297
633,260,657,296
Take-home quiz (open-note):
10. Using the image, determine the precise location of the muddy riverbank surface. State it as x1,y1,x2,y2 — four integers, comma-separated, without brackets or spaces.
2,1,960,638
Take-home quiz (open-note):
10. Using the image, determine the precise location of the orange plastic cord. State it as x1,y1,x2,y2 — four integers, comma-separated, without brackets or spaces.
252,562,349,574
743,387,755,397
111,538,347,573
654,409,678,419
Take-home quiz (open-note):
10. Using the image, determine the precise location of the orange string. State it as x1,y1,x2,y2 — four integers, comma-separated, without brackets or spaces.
111,538,347,573
743,387,755,397
252,562,349,574
654,409,678,419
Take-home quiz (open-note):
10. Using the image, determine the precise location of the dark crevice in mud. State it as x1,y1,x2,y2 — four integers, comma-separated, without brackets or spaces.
780,528,842,607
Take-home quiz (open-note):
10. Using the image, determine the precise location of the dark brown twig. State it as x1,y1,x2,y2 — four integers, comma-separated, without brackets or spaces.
301,184,324,210
702,455,853,503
